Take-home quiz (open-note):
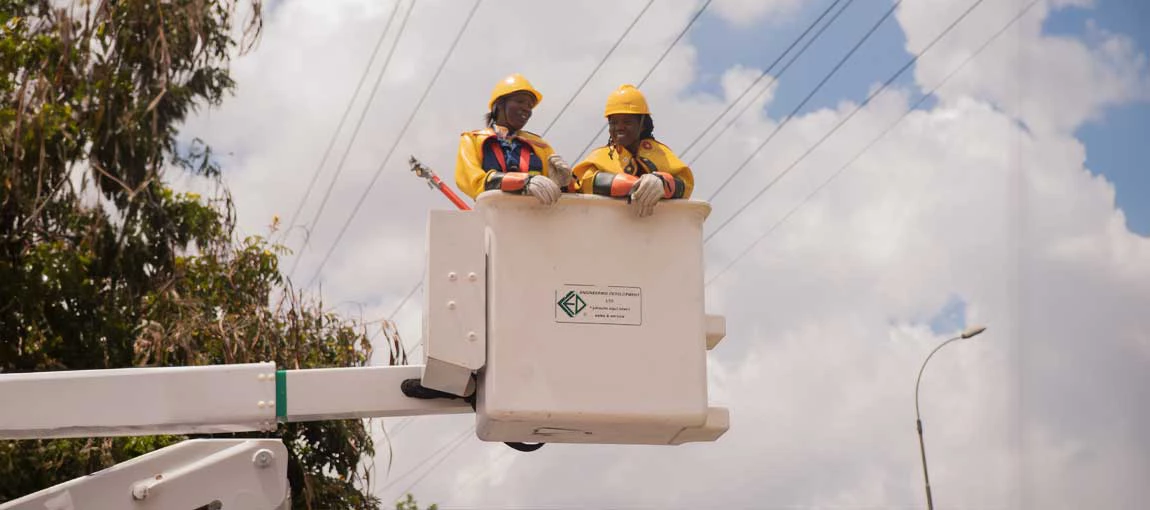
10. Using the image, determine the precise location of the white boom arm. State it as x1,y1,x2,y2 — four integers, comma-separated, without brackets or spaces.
1,439,290,510
0,363,471,440
0,364,471,509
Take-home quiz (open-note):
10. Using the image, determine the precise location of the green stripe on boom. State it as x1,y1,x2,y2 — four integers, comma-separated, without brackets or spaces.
275,370,287,420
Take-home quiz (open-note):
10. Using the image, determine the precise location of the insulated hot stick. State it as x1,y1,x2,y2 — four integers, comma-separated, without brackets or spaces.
409,156,471,211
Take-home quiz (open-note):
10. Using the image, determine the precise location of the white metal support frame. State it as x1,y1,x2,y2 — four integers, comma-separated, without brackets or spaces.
0,439,290,510
421,209,486,397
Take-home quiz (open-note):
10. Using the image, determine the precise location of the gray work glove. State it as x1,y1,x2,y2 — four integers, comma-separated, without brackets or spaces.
630,174,664,217
547,154,574,188
526,174,561,206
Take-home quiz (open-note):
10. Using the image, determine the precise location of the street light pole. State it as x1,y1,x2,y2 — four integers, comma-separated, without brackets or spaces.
914,325,986,510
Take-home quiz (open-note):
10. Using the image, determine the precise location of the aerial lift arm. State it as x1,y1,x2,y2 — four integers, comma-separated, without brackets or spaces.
0,193,730,508
2,439,292,510
0,363,471,510
0,363,471,441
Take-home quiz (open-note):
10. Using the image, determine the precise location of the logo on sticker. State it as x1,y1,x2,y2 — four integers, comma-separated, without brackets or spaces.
557,291,587,318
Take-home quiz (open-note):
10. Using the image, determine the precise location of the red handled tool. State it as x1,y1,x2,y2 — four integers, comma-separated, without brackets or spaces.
409,156,471,211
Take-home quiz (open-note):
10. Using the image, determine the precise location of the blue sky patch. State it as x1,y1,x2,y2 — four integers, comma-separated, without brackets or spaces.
928,294,968,336
1043,1,1150,235
687,0,924,123
687,0,1149,236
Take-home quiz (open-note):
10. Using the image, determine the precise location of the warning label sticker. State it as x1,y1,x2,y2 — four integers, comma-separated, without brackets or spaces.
555,285,642,326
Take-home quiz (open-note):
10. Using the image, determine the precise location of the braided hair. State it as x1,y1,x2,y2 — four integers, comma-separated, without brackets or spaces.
607,114,655,159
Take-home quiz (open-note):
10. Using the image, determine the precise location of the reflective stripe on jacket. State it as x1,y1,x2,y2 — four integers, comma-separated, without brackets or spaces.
455,127,568,199
572,139,693,199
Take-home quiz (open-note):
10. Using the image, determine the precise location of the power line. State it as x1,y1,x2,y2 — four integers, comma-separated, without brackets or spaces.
374,0,999,494
306,0,484,288
390,278,424,360
703,0,984,245
394,426,475,498
388,0,1026,489
573,0,715,161
374,276,423,445
286,0,417,280
389,277,423,321
379,425,473,494
374,0,717,474
540,0,656,137
684,0,858,170
699,0,1007,283
453,445,515,489
370,0,657,370
678,0,852,160
388,416,415,439
361,1,827,495
704,0,903,204
280,0,402,245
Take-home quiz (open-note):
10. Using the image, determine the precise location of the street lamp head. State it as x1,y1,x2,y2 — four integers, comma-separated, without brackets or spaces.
960,325,987,339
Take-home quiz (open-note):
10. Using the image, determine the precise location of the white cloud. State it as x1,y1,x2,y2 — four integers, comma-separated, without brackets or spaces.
898,0,1150,135
174,0,1150,508
712,0,809,28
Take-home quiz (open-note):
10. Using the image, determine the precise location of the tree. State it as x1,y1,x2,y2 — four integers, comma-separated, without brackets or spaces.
0,1,400,507
396,493,440,510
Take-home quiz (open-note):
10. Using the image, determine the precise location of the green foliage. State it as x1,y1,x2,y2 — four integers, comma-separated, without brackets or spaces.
0,1,405,508
396,493,439,510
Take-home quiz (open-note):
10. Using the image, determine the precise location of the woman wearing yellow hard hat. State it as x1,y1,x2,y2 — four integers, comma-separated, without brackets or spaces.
572,84,693,216
455,73,576,205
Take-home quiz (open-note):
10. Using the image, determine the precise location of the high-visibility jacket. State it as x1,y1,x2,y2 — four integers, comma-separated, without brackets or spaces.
572,139,693,200
454,126,573,200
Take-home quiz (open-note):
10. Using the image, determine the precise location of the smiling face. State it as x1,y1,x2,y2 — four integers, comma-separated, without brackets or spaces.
495,91,536,131
608,113,644,151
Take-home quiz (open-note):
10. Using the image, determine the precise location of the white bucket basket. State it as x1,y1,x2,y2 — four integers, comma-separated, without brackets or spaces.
423,192,728,446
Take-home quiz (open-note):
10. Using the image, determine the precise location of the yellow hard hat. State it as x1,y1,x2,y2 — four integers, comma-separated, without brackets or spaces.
488,73,543,110
604,84,650,117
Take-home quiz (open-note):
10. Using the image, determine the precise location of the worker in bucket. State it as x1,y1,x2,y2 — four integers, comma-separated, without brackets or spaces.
572,84,693,217
455,73,576,205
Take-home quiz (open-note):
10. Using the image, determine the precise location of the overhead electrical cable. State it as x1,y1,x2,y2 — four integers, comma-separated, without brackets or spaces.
573,0,716,161
701,0,991,248
280,0,403,245
540,0,656,137
704,0,1038,287
286,0,417,279
305,0,484,288
678,0,853,160
369,2,1030,501
704,0,904,203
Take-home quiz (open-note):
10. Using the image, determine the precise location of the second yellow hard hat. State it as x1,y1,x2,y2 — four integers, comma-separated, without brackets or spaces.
604,84,650,117
489,73,543,111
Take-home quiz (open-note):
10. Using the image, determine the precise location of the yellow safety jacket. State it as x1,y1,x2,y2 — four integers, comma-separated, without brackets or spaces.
454,126,571,200
572,139,693,199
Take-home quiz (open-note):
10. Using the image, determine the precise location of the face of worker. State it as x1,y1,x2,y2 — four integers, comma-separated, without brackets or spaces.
499,92,535,131
608,114,644,150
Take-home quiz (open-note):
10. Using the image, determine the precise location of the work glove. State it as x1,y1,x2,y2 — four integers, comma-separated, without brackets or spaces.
629,173,664,217
547,154,574,188
525,174,561,206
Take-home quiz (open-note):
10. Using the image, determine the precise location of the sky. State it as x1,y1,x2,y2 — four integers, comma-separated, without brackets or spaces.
178,0,1150,508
